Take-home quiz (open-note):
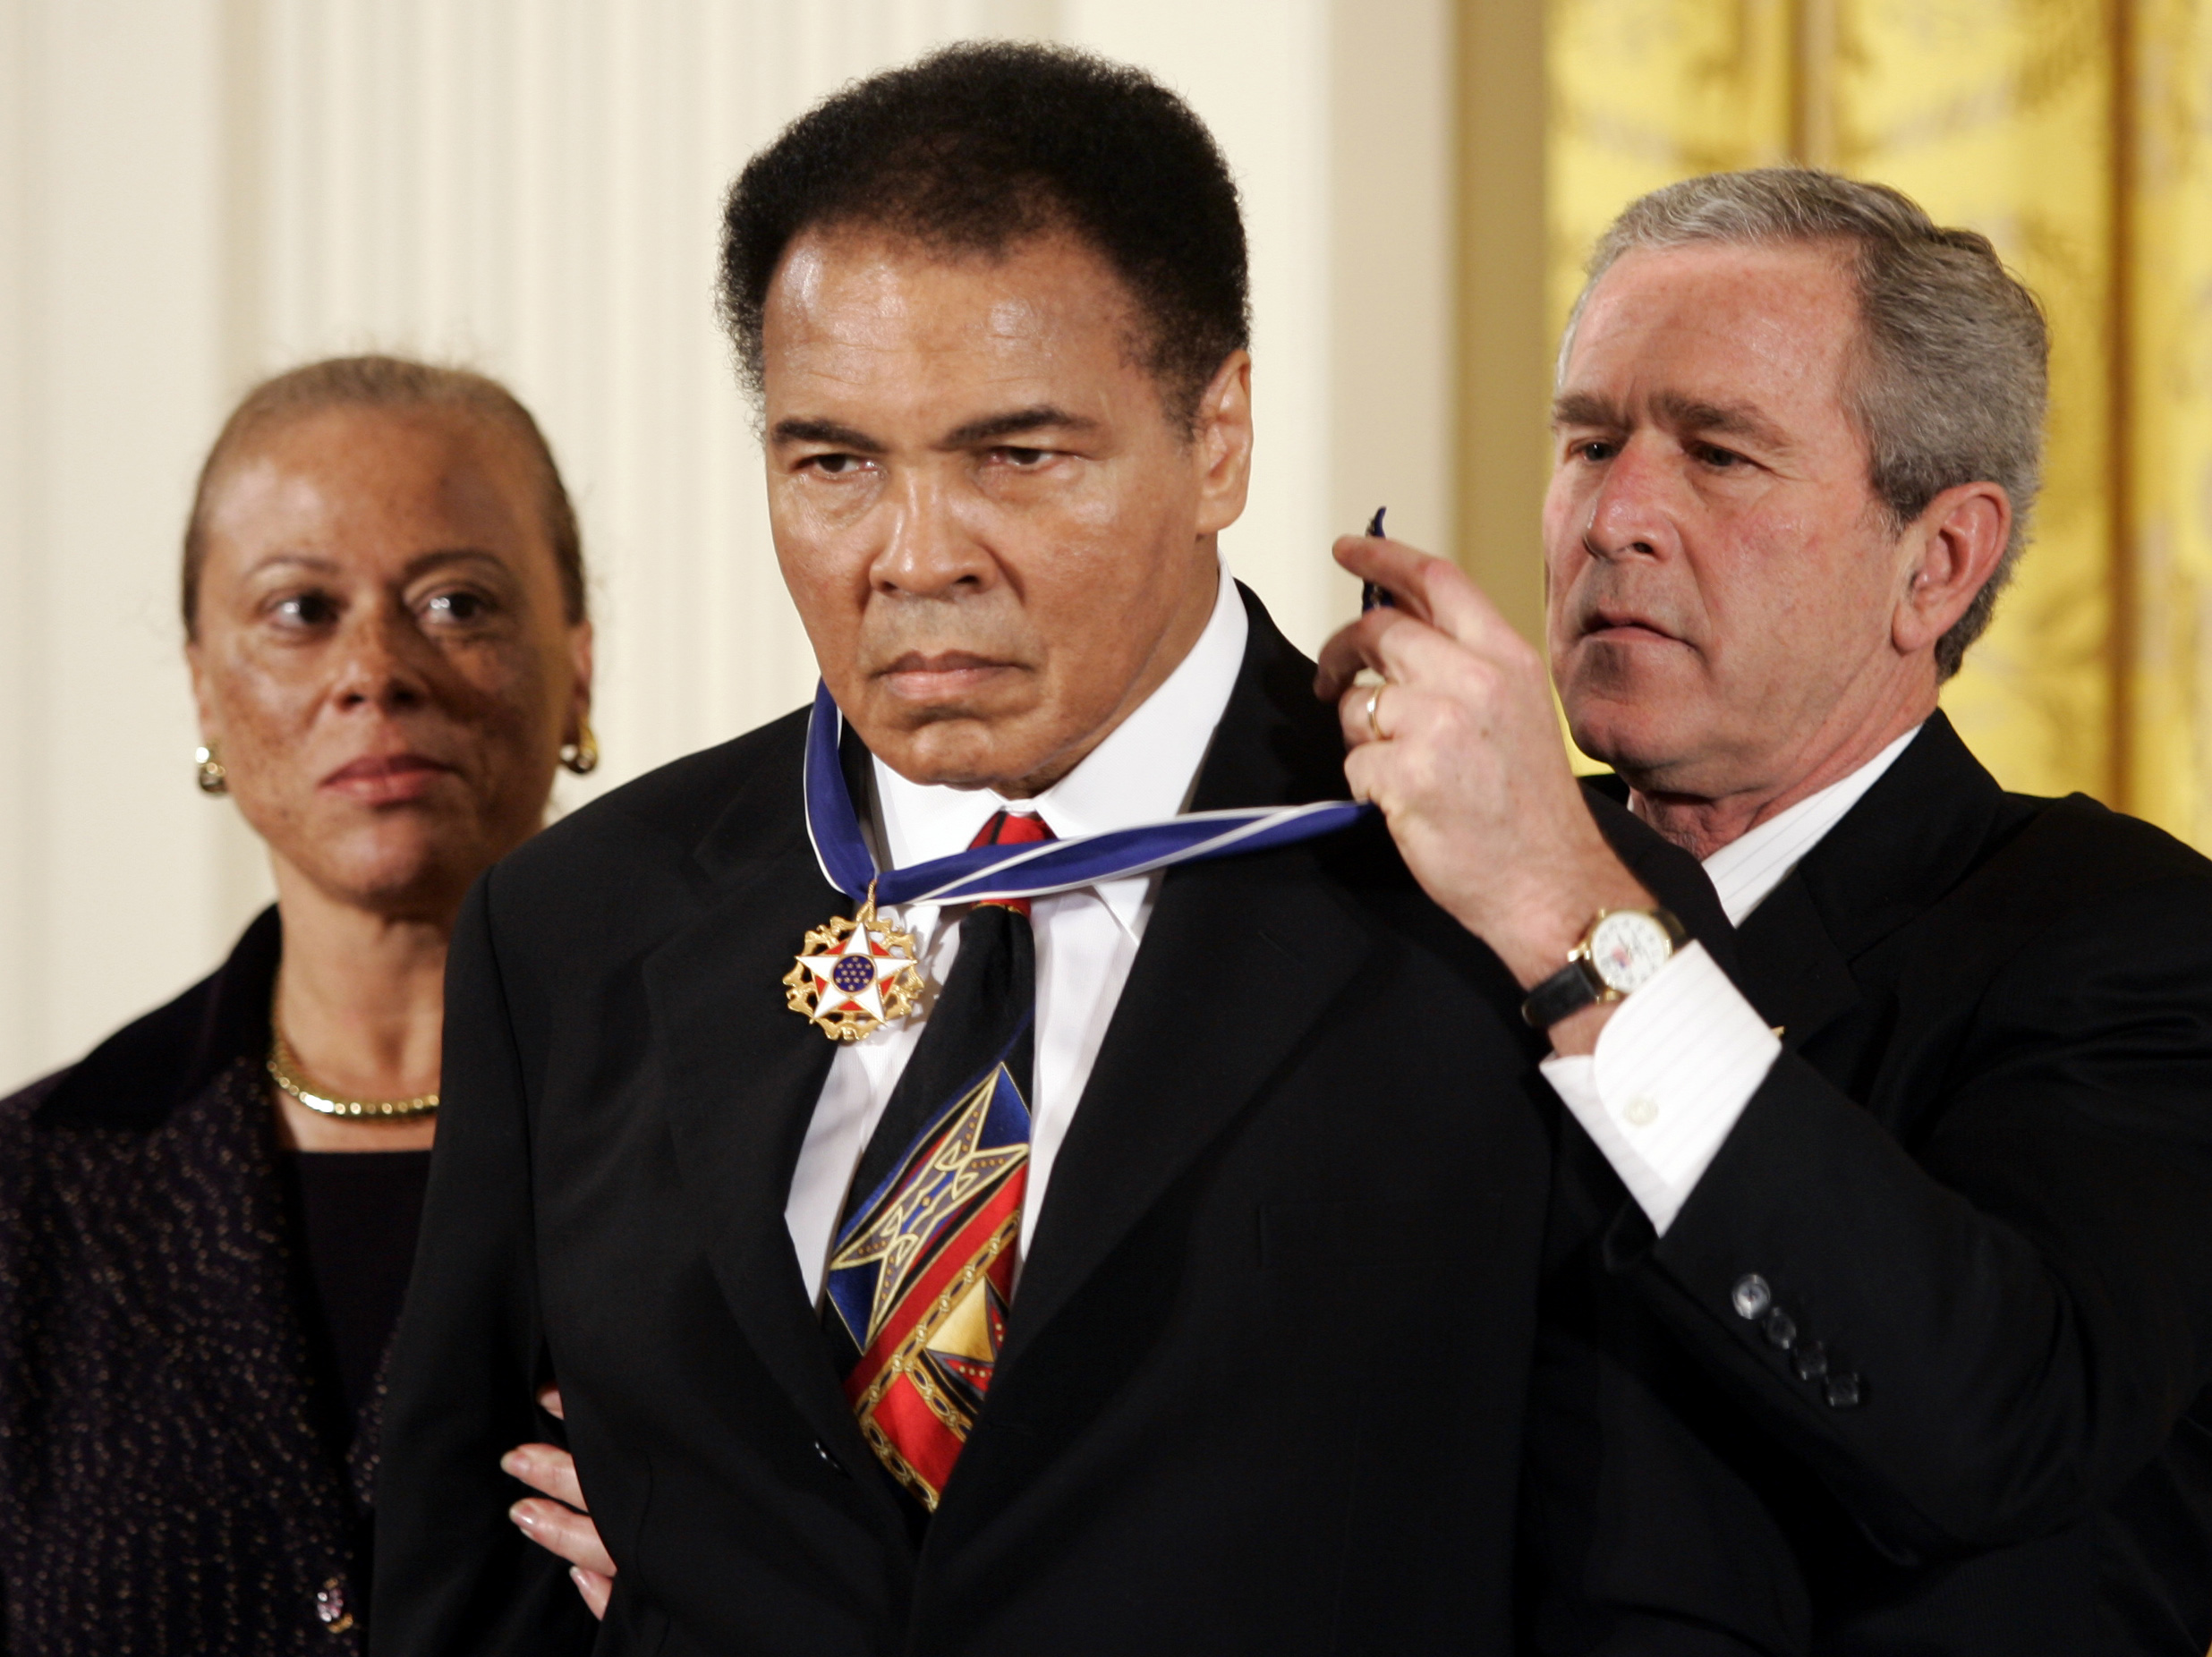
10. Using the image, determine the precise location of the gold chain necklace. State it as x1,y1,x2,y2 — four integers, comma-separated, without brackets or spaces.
267,1019,439,1120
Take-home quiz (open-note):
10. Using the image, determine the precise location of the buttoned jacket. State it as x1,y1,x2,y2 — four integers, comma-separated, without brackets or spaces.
1524,715,2212,1656
370,590,1724,1657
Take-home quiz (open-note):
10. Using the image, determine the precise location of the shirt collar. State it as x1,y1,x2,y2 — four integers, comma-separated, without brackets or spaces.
870,560,1249,935
1701,723,1922,925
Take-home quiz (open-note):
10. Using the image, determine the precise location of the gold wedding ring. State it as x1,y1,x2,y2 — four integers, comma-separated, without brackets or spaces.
1365,683,1390,742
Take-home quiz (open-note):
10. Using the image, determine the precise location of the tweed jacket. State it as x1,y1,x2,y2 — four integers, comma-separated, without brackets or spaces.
0,908,378,1656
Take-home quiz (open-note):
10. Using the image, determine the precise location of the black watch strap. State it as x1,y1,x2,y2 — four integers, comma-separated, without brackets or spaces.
1521,958,1603,1029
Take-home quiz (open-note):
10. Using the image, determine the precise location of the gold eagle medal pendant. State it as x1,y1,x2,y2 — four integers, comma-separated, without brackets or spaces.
785,882,923,1041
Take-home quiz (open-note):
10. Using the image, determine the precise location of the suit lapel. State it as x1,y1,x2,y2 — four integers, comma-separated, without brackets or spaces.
650,597,1367,1475
642,784,874,1467
1004,842,1373,1363
1790,711,2005,959
1734,873,1859,1051
1732,712,2004,1049
1000,589,1372,1365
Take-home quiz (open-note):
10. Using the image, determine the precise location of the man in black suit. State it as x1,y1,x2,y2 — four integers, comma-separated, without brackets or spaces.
1324,171,2212,1653
370,45,1716,1655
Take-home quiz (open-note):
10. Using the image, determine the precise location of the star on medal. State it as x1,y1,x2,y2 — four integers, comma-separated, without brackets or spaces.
784,890,923,1041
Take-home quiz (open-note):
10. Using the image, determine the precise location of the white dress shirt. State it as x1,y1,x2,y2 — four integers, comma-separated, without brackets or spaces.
784,565,1250,1304
1541,726,1920,1235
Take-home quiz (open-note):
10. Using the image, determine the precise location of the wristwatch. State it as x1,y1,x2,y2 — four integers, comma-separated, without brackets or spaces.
1520,906,1688,1030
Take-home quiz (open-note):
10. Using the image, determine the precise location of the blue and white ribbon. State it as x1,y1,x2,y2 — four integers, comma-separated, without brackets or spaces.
802,681,1370,907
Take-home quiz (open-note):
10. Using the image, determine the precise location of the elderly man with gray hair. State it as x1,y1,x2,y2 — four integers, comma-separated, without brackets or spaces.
1322,169,2212,1653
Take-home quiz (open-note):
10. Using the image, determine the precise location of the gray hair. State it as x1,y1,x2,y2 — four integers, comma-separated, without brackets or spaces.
1562,168,2048,678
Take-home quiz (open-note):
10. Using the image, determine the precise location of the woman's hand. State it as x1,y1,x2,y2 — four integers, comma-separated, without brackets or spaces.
502,1385,616,1620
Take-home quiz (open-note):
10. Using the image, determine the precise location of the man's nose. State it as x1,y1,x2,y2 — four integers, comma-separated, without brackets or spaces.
331,606,431,710
1582,439,1676,562
872,470,993,597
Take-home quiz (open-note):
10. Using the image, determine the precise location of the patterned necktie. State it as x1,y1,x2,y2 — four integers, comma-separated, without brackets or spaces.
821,808,1053,1512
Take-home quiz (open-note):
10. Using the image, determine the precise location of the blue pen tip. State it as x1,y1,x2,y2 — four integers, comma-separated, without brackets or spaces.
1365,506,1386,538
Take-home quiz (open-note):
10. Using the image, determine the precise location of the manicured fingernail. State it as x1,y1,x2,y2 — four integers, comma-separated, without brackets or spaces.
499,1449,526,1476
508,1501,537,1532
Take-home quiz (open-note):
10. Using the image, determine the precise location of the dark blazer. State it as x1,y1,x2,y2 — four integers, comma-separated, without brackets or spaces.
370,591,1724,1657
1522,713,2212,1656
0,909,379,1656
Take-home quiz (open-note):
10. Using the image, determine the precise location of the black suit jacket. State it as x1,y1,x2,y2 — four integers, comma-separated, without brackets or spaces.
0,909,380,1655
370,591,1723,1656
1523,714,2212,1656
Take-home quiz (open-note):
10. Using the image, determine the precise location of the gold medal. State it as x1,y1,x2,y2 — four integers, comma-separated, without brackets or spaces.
784,886,923,1041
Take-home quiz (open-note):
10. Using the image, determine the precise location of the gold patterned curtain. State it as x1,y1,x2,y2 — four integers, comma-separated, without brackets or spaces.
1545,0,2212,847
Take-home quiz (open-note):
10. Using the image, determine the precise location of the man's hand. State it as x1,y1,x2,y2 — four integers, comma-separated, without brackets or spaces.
1316,535,1652,1053
502,1386,616,1620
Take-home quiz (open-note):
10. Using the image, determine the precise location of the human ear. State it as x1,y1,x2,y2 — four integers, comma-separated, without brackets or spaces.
1192,350,1254,537
185,639,223,747
1891,481,2012,658
565,619,595,746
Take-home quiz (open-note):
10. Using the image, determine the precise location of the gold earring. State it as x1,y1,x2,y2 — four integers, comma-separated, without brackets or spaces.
195,743,228,795
560,718,600,776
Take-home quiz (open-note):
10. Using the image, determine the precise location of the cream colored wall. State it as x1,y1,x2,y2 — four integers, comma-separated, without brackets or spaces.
0,0,1456,1093
1327,0,1459,577
1,4,259,1093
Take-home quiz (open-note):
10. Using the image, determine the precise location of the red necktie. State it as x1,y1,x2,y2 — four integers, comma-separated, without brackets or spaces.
821,810,1053,1511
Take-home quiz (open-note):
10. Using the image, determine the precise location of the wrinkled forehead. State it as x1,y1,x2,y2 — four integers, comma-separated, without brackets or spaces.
761,227,1148,406
1563,242,1862,415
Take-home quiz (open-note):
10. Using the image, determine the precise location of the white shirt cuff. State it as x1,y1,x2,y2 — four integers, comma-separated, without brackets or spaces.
1538,942,1782,1236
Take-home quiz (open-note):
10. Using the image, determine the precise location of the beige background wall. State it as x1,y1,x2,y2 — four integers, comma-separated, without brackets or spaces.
0,0,1459,1092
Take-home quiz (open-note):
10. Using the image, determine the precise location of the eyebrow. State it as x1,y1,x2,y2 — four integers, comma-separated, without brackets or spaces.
1553,389,1794,453
240,548,512,582
1655,391,1794,451
242,551,340,578
770,405,1099,455
1551,391,1621,430
770,417,885,453
402,548,514,583
939,405,1097,448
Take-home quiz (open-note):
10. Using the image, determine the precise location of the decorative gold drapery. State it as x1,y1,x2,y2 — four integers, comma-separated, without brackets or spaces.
2125,1,2212,845
1545,0,2212,845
